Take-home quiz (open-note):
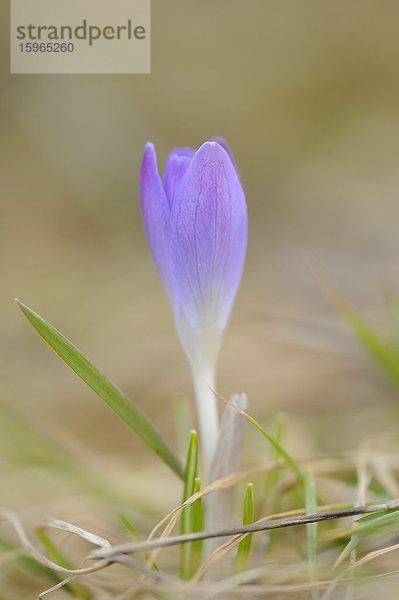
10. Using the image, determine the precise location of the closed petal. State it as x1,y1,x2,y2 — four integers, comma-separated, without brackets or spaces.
169,141,247,357
140,143,174,295
167,146,195,160
164,154,192,207
210,137,240,178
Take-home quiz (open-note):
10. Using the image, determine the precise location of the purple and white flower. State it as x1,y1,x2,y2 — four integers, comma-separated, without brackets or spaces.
140,139,247,471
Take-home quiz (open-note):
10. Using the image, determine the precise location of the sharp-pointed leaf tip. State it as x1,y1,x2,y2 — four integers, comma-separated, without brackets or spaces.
15,299,34,317
14,298,184,479
15,298,27,312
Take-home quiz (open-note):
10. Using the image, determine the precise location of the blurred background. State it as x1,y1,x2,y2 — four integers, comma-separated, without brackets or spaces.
2,1,399,596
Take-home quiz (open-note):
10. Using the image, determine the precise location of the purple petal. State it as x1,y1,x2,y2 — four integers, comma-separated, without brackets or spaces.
210,137,240,178
169,141,247,342
167,146,196,160
140,143,173,292
164,154,192,207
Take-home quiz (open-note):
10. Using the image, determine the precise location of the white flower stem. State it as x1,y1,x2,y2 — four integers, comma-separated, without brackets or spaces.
192,364,219,478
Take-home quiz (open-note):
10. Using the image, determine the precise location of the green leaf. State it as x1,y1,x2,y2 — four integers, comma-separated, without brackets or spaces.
353,509,399,536
344,306,399,389
182,431,199,510
265,413,287,502
0,537,59,583
16,300,183,480
189,477,204,575
238,407,304,482
180,430,199,579
120,514,140,541
36,528,92,599
234,482,254,574
334,509,399,567
119,514,159,571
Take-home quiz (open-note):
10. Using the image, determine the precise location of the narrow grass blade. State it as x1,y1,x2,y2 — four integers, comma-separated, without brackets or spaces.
265,413,287,498
334,509,399,567
180,430,199,579
16,300,183,480
333,535,360,569
189,477,204,575
351,508,399,536
36,528,92,599
234,482,254,574
120,513,142,542
120,514,159,571
182,431,199,527
343,305,399,389
0,537,59,583
233,404,304,481
120,514,139,541
274,412,286,447
304,471,319,600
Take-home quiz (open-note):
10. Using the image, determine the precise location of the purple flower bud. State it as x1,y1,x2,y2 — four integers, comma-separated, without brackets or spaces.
140,140,247,369
140,139,247,472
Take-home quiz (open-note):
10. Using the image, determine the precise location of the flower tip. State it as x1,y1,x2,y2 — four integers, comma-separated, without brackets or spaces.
202,140,221,150
192,139,241,182
141,142,160,181
210,137,240,177
194,139,228,161
142,141,156,160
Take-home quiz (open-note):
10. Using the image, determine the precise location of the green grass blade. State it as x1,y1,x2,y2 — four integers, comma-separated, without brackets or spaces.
304,471,319,600
334,535,360,569
16,300,183,480
189,477,204,575
265,413,287,500
334,509,399,567
120,514,140,541
234,482,254,574
36,528,92,599
180,430,199,579
236,405,304,481
0,537,59,583
274,413,286,449
182,430,199,508
352,509,399,536
119,514,159,571
343,306,399,389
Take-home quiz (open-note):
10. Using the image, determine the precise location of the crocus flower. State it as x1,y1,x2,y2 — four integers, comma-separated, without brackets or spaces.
140,139,247,472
